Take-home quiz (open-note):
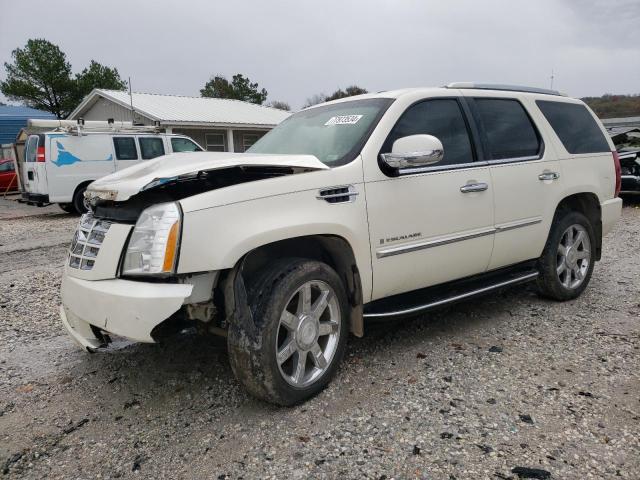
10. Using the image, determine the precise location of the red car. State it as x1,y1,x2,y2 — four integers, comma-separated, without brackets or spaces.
0,158,18,193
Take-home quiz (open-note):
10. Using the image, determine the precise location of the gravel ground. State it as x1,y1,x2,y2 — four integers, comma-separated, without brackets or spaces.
0,197,638,479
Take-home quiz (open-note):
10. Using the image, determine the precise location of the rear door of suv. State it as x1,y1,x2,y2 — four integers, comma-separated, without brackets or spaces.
463,92,564,270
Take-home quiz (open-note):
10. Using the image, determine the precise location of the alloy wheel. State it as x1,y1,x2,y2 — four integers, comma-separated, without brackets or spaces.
275,280,341,388
556,223,591,290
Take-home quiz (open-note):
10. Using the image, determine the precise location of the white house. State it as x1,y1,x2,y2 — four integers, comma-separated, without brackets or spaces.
68,89,291,152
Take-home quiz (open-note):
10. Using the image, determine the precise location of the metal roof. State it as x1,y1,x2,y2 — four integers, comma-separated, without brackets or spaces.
69,89,291,127
0,105,55,144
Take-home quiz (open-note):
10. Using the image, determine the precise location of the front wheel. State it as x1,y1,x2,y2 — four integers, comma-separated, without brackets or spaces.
58,203,75,214
536,211,596,301
72,185,89,214
227,259,349,405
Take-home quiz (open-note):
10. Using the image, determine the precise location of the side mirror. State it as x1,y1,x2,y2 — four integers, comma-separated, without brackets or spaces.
379,134,444,173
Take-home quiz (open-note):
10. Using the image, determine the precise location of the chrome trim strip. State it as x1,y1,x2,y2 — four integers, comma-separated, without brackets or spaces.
363,272,539,318
376,217,542,259
398,160,488,175
316,192,359,200
486,155,542,165
376,227,496,259
495,217,542,232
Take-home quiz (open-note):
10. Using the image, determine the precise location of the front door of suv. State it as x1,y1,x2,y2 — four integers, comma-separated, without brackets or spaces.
363,96,495,301
463,94,564,270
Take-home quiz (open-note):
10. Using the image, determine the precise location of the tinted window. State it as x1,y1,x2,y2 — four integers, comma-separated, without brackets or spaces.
171,137,201,152
113,137,138,160
139,137,165,159
382,99,474,166
0,161,14,172
474,99,541,160
536,101,610,154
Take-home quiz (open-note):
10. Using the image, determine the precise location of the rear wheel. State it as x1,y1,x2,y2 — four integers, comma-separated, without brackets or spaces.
72,185,89,214
58,203,75,214
227,258,349,405
536,211,595,300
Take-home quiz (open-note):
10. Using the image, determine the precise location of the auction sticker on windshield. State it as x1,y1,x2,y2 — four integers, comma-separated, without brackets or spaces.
324,115,363,126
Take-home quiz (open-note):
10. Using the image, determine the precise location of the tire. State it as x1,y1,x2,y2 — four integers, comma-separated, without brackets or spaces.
58,203,75,214
227,258,350,405
536,211,596,301
72,185,89,214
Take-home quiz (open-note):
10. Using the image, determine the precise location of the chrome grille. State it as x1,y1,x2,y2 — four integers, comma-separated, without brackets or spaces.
68,213,111,270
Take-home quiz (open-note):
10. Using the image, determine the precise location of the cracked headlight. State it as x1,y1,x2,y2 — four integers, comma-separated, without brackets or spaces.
121,202,181,276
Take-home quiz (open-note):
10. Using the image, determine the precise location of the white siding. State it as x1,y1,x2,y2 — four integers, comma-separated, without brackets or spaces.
82,97,152,125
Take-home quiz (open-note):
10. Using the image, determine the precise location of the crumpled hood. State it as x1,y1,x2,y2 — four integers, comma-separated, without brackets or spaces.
87,152,328,201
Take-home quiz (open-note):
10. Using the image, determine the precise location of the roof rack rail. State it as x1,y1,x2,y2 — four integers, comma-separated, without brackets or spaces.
445,82,565,97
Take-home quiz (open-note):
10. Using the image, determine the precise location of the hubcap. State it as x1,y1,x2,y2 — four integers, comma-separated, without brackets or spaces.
275,280,340,388
556,224,591,290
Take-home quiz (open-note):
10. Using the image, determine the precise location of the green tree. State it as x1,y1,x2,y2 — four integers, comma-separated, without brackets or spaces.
72,60,127,105
325,85,368,102
268,100,291,111
0,39,75,118
0,39,128,118
200,74,268,104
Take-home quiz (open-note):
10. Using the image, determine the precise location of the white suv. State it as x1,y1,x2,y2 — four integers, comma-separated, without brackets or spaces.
60,84,622,405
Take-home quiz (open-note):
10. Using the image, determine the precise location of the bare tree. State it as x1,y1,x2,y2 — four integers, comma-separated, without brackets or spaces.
303,93,327,109
268,100,291,111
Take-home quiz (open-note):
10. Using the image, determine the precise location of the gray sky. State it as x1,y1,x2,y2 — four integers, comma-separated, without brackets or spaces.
1,0,639,109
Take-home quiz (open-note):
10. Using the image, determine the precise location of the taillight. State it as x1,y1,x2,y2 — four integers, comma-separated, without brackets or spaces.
612,150,621,197
36,146,45,162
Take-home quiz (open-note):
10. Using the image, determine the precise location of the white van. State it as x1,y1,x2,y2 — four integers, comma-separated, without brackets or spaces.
20,121,202,213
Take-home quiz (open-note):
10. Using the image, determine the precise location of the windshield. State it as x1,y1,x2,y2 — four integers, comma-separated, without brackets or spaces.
248,98,393,167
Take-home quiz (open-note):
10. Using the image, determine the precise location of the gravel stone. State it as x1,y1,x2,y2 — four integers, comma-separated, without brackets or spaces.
0,197,639,479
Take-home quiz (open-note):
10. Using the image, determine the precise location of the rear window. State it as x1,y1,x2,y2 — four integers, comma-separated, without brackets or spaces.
139,137,165,159
25,136,39,163
171,137,201,152
474,98,541,160
113,137,138,160
536,101,610,154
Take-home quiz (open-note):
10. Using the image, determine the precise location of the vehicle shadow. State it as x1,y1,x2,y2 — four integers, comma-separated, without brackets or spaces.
55,283,540,415
621,192,640,206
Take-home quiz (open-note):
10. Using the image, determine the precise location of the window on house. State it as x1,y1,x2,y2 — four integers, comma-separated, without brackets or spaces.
113,137,138,160
138,137,165,159
205,133,226,152
242,134,259,152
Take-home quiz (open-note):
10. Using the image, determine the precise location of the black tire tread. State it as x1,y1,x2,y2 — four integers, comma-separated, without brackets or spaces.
536,210,595,301
227,258,349,406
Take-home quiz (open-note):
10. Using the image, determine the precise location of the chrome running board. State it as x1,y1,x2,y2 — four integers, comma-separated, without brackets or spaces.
363,271,539,319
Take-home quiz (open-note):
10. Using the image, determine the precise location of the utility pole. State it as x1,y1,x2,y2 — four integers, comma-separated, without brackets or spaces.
128,77,135,123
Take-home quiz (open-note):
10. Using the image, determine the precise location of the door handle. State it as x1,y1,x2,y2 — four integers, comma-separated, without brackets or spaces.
460,182,489,193
538,171,560,181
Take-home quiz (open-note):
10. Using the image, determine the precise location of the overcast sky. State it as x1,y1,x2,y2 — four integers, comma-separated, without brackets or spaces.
1,0,639,109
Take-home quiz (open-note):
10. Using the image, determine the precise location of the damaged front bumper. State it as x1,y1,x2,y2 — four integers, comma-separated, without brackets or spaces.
60,273,193,349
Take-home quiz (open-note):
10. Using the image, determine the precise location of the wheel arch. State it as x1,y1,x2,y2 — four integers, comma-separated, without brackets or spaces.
222,234,365,337
72,180,94,201
553,192,602,260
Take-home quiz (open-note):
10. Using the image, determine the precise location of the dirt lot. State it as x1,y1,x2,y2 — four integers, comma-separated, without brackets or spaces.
1,197,639,479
